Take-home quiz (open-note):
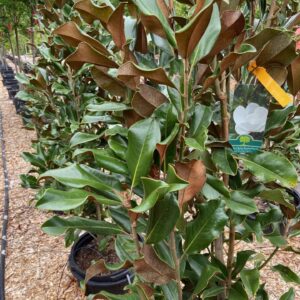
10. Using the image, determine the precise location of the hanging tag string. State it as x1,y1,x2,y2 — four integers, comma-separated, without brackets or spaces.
247,61,293,107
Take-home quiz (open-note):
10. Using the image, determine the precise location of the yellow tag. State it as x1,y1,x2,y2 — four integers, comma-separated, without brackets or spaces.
248,61,293,107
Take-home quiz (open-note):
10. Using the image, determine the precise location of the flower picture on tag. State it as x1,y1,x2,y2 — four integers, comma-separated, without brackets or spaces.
229,84,270,153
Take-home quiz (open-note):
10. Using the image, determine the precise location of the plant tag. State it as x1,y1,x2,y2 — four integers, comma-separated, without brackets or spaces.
248,61,293,107
229,84,270,153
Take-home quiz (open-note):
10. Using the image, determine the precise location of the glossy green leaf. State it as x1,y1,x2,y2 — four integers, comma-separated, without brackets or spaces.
256,284,269,300
131,174,187,213
264,226,287,247
265,106,296,133
272,265,300,284
167,87,182,113
87,102,130,112
108,135,127,161
190,4,221,68
226,191,258,215
105,126,128,137
42,216,125,236
229,282,248,300
202,287,225,299
73,148,128,174
37,188,120,211
240,268,260,297
202,174,230,200
162,281,179,300
109,206,146,234
235,152,298,188
15,73,29,85
232,250,256,277
188,255,219,293
22,152,45,169
115,234,139,262
190,104,213,137
127,118,161,187
160,123,180,146
146,194,180,244
259,189,295,210
132,178,169,212
40,164,121,192
184,199,228,254
70,132,101,148
185,127,208,151
82,115,117,124
212,148,238,176
131,0,176,47
193,264,219,294
98,291,140,300
279,288,295,300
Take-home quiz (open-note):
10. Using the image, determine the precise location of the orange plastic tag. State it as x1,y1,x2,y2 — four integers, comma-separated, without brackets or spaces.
248,61,293,107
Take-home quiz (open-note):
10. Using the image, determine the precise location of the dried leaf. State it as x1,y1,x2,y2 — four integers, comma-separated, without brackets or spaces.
85,259,132,284
174,160,206,209
107,3,126,50
85,259,106,284
65,42,118,70
74,0,113,24
91,66,126,97
118,61,176,89
132,84,168,117
53,21,110,56
134,245,175,285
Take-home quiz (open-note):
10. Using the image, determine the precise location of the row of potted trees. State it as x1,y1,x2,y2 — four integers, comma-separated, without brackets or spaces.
19,0,300,299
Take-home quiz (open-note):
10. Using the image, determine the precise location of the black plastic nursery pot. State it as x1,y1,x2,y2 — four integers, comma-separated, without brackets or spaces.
8,90,18,100
4,80,18,86
69,233,134,296
13,98,26,114
6,86,19,94
2,73,14,79
247,188,300,234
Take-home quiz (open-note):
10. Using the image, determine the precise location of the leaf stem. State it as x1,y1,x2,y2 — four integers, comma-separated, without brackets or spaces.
226,220,235,294
258,247,279,270
170,231,182,300
179,58,189,160
127,191,141,256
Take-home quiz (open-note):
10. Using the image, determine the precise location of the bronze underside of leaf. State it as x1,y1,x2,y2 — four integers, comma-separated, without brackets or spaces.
132,84,168,117
174,160,206,210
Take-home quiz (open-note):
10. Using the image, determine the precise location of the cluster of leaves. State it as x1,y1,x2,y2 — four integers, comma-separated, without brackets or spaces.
20,0,300,299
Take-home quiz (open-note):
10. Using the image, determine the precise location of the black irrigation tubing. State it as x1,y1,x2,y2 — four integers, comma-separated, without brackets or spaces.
0,107,9,300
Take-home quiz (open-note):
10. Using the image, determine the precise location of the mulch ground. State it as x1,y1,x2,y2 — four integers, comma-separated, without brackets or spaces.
0,74,82,300
0,64,299,299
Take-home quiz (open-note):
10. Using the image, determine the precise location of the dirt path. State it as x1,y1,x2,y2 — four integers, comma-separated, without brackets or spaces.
0,76,83,299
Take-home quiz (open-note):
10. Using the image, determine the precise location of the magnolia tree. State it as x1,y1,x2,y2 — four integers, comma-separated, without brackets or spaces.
20,0,300,299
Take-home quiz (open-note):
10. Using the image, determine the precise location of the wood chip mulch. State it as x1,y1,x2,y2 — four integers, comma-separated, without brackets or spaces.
0,75,83,300
0,65,299,299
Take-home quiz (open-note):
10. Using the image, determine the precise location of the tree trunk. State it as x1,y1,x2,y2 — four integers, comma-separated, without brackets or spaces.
30,6,35,64
14,26,22,71
7,33,18,71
